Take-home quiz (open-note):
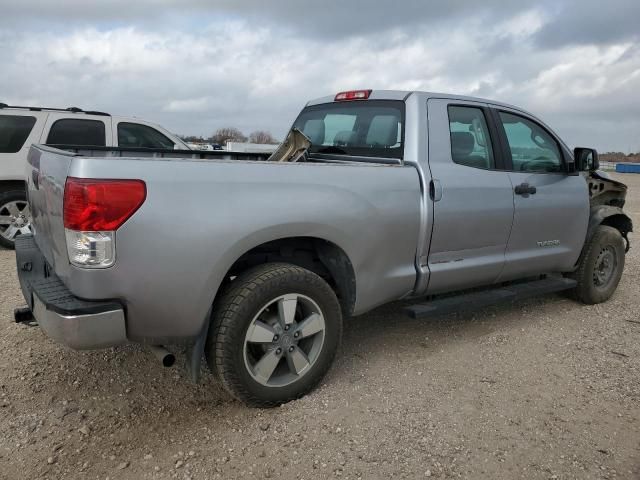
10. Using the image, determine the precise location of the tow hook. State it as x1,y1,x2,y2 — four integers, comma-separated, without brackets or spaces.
14,306,37,327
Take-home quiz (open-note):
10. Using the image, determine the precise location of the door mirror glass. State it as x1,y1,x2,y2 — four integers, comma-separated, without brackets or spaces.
574,147,599,171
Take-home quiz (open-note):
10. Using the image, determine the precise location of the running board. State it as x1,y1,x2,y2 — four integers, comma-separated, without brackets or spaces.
405,277,577,319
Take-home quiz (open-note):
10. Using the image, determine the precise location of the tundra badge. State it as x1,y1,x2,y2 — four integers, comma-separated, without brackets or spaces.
537,240,560,247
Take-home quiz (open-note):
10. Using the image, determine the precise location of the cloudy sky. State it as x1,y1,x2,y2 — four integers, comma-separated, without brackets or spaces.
1,0,639,152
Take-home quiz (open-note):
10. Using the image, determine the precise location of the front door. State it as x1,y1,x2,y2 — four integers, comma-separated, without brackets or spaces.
426,99,515,294
492,108,589,281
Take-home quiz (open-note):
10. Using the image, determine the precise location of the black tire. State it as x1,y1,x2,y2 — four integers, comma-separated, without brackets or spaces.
0,189,30,250
570,225,625,304
206,263,342,407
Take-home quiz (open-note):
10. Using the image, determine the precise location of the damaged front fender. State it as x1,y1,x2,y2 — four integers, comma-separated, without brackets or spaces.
585,171,632,252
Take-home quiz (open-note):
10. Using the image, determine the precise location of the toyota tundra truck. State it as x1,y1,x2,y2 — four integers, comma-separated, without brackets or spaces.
14,90,632,407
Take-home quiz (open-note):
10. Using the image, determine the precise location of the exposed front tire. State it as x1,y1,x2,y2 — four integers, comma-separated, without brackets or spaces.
570,225,626,304
0,190,32,249
206,263,342,407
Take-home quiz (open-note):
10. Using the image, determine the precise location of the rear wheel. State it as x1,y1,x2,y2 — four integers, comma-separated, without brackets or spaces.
206,263,342,407
0,190,32,249
570,225,625,304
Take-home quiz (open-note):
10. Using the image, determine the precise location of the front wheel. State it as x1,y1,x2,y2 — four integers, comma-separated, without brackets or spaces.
206,263,342,407
570,225,626,304
0,190,32,249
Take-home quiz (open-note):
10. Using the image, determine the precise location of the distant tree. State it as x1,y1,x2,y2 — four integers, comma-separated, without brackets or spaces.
249,130,278,144
179,135,206,143
210,127,247,145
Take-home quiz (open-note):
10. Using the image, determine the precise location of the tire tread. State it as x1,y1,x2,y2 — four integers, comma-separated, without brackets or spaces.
569,225,625,304
207,263,341,407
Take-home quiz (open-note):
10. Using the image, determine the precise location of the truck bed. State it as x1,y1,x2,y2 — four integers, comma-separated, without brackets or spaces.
24,144,423,344
50,145,404,165
47,145,272,161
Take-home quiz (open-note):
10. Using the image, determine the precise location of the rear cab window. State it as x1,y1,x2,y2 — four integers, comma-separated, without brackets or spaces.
47,119,106,146
292,100,404,160
0,115,37,153
117,122,175,149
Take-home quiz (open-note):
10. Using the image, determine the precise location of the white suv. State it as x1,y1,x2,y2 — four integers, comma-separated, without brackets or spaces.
0,104,189,248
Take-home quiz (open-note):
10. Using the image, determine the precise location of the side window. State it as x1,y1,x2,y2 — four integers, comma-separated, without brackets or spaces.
47,119,106,146
118,122,175,149
0,115,37,153
499,112,562,173
447,106,495,169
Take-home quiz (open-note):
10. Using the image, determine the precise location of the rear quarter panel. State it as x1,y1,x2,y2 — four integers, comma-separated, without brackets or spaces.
60,157,421,343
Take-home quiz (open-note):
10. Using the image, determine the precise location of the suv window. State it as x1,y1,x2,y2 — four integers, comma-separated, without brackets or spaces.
47,119,106,146
447,106,495,169
499,112,562,173
292,100,404,159
118,122,175,149
0,115,37,153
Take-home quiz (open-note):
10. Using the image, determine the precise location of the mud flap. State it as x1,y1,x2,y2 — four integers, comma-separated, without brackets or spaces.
184,308,211,383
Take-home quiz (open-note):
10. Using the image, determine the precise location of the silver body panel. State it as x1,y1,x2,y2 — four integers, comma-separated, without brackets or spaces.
23,89,592,347
27,147,421,343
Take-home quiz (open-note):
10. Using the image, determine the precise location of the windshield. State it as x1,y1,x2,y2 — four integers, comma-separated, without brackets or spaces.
292,100,404,159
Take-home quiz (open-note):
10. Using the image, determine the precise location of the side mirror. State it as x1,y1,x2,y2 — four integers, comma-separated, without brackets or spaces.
574,147,599,171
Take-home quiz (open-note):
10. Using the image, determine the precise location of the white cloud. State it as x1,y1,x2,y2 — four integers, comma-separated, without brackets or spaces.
164,97,217,113
1,2,639,152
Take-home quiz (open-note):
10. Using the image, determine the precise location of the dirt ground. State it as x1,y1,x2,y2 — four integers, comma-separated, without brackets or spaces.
1,174,639,480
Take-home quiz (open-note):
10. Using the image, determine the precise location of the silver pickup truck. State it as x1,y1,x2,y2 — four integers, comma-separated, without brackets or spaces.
14,90,632,407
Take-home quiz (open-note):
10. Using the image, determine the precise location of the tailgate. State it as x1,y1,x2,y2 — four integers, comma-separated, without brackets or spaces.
26,145,75,275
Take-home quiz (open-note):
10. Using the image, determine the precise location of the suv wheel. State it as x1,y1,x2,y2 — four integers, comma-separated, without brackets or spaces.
570,225,625,304
206,263,342,407
0,190,32,249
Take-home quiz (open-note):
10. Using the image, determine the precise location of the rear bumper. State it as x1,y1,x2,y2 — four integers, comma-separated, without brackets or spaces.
14,235,127,349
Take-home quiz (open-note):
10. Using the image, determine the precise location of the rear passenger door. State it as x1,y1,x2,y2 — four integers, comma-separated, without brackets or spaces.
426,98,514,294
40,114,112,146
491,108,589,280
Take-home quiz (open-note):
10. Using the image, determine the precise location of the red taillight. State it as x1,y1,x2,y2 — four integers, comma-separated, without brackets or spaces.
63,177,146,231
335,90,372,101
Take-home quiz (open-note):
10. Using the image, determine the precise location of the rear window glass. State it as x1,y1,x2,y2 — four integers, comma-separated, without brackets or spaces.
47,119,106,146
292,100,404,159
0,115,37,153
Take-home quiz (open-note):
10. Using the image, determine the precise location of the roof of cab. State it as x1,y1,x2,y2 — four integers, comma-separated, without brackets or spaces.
305,89,523,112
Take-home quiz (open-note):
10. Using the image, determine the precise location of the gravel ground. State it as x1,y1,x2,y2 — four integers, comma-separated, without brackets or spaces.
1,173,639,480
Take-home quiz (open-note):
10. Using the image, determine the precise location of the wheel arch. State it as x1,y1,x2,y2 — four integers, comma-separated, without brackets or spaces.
222,236,357,317
186,235,356,384
587,205,633,251
0,180,27,193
